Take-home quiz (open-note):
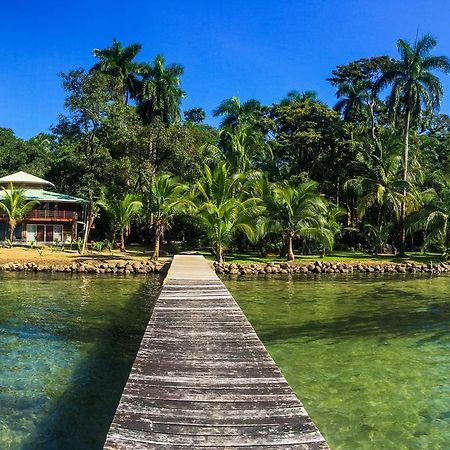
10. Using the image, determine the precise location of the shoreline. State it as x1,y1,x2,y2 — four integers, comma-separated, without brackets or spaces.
213,260,450,275
0,256,449,276
0,260,169,275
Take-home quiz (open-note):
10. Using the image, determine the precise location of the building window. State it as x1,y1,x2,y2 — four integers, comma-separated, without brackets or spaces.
53,225,63,242
26,224,37,241
26,225,64,243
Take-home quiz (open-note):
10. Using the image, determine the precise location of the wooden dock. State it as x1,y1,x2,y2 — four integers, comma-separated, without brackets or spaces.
104,255,329,449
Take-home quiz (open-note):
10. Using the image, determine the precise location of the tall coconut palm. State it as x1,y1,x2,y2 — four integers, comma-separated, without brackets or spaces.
213,96,263,128
221,124,271,173
147,173,191,260
270,181,329,261
0,184,39,242
138,54,185,124
97,191,143,252
192,163,263,263
92,38,143,104
377,34,450,254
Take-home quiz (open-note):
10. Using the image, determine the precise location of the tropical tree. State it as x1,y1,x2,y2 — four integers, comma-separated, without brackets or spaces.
92,38,143,104
364,223,393,255
346,136,418,226
138,54,185,124
0,184,39,242
408,176,450,257
221,124,271,172
270,181,329,261
146,173,190,260
213,96,263,128
97,191,143,252
329,56,392,140
184,107,205,124
192,163,263,262
333,80,369,122
377,34,450,254
316,203,349,257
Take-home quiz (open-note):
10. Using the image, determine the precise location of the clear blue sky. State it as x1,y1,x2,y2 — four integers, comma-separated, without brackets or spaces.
2,0,450,139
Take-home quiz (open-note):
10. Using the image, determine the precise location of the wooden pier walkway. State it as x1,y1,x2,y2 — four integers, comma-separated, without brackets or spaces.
104,255,329,449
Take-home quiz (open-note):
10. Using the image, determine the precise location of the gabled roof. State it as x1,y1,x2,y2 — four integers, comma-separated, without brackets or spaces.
0,171,55,188
0,189,86,204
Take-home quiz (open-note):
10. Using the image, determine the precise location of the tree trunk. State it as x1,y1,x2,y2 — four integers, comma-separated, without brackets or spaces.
399,108,411,256
369,99,377,142
81,209,96,255
120,230,126,252
152,226,162,260
286,232,295,261
215,244,224,263
259,239,268,258
9,224,15,243
336,177,340,206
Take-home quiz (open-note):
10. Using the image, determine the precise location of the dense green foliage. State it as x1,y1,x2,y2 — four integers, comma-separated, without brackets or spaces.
3,35,450,260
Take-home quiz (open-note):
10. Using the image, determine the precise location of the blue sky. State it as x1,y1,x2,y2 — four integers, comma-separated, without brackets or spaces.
2,0,450,138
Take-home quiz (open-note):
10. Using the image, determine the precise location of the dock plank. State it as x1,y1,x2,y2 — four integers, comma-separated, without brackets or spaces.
104,255,329,449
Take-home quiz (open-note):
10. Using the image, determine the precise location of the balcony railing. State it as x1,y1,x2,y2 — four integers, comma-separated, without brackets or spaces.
25,210,78,220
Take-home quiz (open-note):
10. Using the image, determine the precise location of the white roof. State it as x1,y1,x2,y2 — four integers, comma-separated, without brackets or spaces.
0,171,55,188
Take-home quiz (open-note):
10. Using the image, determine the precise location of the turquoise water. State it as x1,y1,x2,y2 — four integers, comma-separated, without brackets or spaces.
225,274,450,450
0,273,160,449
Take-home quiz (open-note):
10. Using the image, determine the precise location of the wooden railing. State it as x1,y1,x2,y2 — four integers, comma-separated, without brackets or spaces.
24,210,78,220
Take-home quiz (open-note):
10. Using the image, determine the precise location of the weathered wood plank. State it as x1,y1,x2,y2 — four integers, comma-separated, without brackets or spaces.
104,255,329,449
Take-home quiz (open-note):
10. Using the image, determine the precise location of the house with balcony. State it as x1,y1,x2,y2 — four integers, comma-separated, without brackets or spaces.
0,171,87,243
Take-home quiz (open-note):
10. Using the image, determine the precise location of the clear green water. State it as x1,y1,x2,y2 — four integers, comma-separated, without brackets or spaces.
225,274,450,450
0,273,160,450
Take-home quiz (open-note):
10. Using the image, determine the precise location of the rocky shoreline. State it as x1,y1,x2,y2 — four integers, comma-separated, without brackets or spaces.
1,259,449,276
213,260,450,275
0,260,168,275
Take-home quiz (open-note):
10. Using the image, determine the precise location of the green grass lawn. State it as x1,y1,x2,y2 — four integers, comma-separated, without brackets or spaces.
195,250,447,265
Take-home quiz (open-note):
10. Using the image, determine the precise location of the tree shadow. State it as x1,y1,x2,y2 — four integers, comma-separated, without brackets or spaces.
18,276,162,450
259,284,450,346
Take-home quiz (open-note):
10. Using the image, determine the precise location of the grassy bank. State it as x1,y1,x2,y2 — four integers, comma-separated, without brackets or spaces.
0,245,168,266
0,247,445,268
198,250,447,266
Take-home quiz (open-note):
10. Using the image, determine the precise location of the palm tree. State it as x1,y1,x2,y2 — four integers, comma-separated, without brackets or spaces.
364,223,393,255
192,163,263,263
221,124,271,173
249,216,282,257
377,34,450,254
98,191,143,252
279,90,317,105
334,80,369,122
146,173,191,260
213,96,263,128
138,54,185,124
346,136,418,226
270,181,329,261
317,203,349,257
0,184,39,242
92,38,143,104
408,176,450,257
